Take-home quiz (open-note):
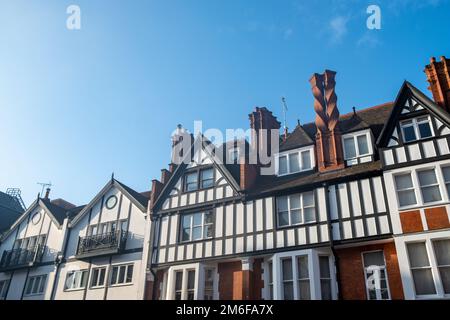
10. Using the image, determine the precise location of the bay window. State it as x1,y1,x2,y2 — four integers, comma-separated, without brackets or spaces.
400,116,433,143
297,256,310,300
180,211,213,242
277,148,313,176
281,258,294,300
277,192,315,227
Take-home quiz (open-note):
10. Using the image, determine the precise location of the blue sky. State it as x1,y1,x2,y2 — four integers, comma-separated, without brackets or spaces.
0,0,449,206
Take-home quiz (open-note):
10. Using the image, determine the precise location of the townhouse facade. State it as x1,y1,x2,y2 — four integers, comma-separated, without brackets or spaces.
0,178,151,300
0,55,449,300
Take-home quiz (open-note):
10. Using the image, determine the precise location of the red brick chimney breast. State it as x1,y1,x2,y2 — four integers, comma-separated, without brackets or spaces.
425,56,450,112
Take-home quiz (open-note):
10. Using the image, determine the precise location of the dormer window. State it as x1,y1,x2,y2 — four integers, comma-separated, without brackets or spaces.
342,130,373,165
184,167,214,192
277,147,314,176
400,116,433,143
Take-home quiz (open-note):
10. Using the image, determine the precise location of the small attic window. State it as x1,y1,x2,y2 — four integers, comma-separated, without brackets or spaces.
342,130,373,165
277,147,314,176
400,116,433,143
183,167,214,192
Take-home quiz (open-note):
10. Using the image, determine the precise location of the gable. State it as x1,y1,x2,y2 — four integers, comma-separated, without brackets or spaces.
378,82,450,148
153,136,242,212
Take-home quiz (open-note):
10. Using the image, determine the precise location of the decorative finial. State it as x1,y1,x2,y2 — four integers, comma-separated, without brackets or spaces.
111,172,115,181
352,106,356,116
297,119,301,126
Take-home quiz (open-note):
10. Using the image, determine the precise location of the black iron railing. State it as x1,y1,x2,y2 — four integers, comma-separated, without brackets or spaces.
76,230,127,256
0,245,45,270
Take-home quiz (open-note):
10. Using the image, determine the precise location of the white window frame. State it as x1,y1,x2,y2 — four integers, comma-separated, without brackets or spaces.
24,274,47,296
276,146,315,177
276,191,316,227
90,266,107,289
164,263,219,300
392,165,450,210
110,263,134,286
180,212,213,242
342,129,373,162
263,248,337,300
361,250,391,300
64,270,88,291
400,116,434,143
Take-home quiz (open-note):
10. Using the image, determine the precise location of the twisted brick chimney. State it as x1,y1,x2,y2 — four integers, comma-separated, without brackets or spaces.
310,70,344,172
425,56,450,112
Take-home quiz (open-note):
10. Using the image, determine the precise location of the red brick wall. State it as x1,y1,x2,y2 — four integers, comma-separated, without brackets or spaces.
336,242,404,300
400,210,423,233
251,258,264,300
425,206,450,230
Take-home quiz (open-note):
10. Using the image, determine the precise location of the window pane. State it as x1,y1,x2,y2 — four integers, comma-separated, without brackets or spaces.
204,212,213,224
402,125,417,142
297,256,309,279
344,137,356,159
303,208,315,223
204,225,213,238
26,278,33,294
357,135,369,155
418,169,438,186
192,226,202,240
187,270,195,290
298,280,311,300
126,265,134,283
283,282,294,300
91,269,99,287
319,256,331,278
438,267,450,294
282,258,293,281
99,269,106,286
118,266,126,284
398,190,417,207
111,267,118,285
407,242,430,268
411,269,436,295
279,156,288,175
289,153,300,172
303,192,314,207
268,261,273,283
442,167,450,182
433,239,450,266
201,169,214,188
421,185,442,203
278,212,289,227
289,195,301,209
395,174,414,190
185,172,198,191
320,280,332,300
38,276,46,293
291,209,301,225
363,251,384,267
193,213,202,226
175,271,183,291
182,228,191,241
32,277,40,293
182,215,191,228
418,121,432,139
301,151,311,170
277,197,288,212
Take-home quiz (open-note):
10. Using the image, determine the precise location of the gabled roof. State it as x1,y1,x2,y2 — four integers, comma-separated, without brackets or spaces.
281,102,394,152
152,134,243,212
69,178,149,227
0,191,24,234
0,198,72,241
377,81,450,146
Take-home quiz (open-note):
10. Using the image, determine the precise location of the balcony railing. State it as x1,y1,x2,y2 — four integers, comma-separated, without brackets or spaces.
76,230,127,259
0,245,45,271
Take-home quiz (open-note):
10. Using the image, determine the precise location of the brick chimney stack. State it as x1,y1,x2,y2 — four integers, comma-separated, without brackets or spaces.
425,56,450,112
248,107,281,164
311,70,344,173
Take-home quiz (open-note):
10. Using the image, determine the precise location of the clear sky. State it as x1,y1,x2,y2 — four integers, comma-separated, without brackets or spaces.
0,0,449,206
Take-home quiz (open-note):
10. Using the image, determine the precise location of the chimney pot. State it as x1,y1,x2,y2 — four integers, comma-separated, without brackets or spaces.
44,188,51,200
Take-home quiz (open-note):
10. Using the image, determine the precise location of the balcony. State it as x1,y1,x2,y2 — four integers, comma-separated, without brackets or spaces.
0,245,45,272
76,230,127,259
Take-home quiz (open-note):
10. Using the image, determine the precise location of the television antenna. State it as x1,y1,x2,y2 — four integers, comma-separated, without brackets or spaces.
37,181,52,197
